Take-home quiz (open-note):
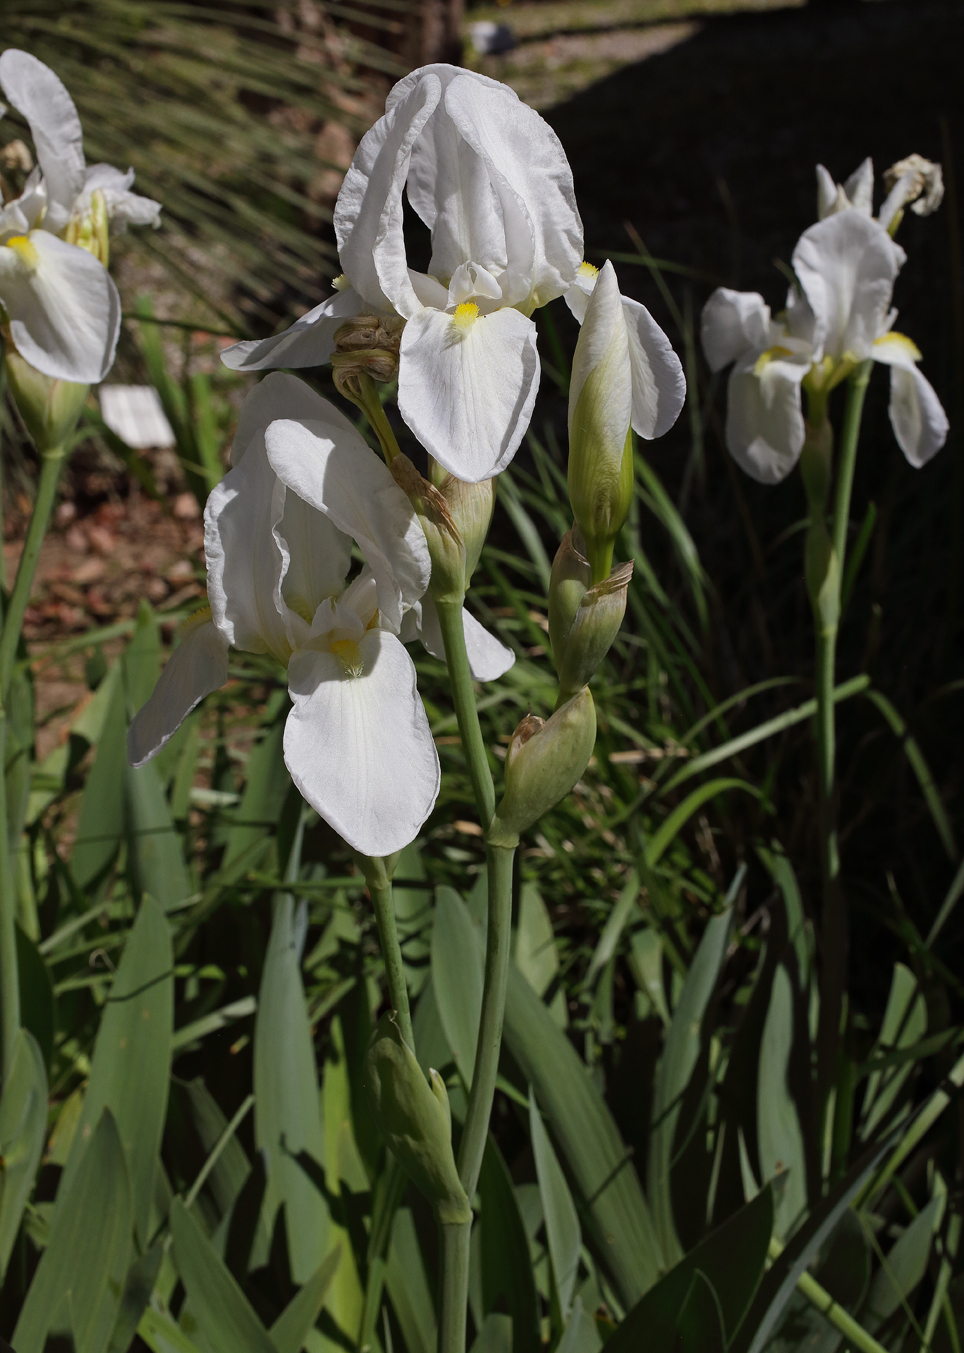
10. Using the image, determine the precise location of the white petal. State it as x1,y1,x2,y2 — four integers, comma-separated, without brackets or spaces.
127,620,229,767
78,164,161,230
264,412,430,632
410,594,515,680
0,231,120,383
335,74,441,317
206,374,350,656
878,169,918,233
220,287,365,372
567,260,632,469
284,630,440,856
623,297,686,439
843,158,874,214
397,304,539,482
816,164,838,220
562,266,596,323
725,355,806,484
700,288,770,371
792,212,904,362
887,364,948,468
0,50,85,230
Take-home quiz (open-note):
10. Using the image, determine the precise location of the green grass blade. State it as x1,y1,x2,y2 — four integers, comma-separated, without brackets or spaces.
0,1030,47,1282
864,690,957,861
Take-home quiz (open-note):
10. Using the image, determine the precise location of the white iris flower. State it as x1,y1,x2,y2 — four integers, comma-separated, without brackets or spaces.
0,49,160,383
701,210,948,483
222,63,584,483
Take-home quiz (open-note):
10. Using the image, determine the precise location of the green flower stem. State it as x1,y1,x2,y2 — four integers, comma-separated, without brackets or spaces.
0,445,67,701
434,598,496,830
351,373,402,467
832,361,873,571
0,702,18,1085
440,1222,471,1353
369,879,414,1051
768,1238,889,1353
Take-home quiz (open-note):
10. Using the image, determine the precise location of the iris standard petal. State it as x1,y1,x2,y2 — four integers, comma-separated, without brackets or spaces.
398,304,540,482
0,231,120,383
700,288,771,372
408,594,515,680
623,296,686,439
264,410,430,631
284,630,440,856
0,50,85,231
335,73,441,317
724,355,806,484
886,364,949,468
220,287,365,373
127,619,229,767
792,212,905,362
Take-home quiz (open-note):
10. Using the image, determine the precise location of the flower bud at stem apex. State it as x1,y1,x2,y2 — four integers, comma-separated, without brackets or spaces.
486,687,596,848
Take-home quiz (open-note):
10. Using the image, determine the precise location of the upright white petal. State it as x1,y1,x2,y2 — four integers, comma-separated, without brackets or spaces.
397,304,539,482
725,355,806,484
700,288,771,371
792,212,904,362
264,411,431,631
816,164,839,220
78,164,161,230
284,630,440,856
220,287,365,373
0,51,85,231
623,297,686,439
843,158,874,215
276,483,352,630
334,73,441,317
127,619,229,767
568,260,632,439
0,231,120,383
406,594,515,680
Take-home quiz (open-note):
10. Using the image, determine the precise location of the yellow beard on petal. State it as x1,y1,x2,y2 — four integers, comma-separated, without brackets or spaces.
578,260,599,280
4,234,40,272
331,637,364,678
452,302,479,333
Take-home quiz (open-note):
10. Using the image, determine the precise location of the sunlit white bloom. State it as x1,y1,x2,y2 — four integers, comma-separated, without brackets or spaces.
0,50,159,383
564,259,685,441
701,210,948,482
223,64,584,483
816,154,943,232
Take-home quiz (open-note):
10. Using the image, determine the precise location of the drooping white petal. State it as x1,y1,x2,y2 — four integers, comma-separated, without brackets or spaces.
77,164,161,231
205,373,346,657
700,288,771,371
724,354,806,484
792,212,905,363
127,619,229,768
264,411,430,631
334,73,441,317
407,594,515,680
877,170,918,233
220,287,365,373
0,50,85,231
843,158,874,215
397,304,539,482
622,297,686,439
284,630,440,856
0,231,120,383
881,361,949,468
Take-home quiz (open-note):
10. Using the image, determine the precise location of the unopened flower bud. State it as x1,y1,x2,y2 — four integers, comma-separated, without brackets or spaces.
883,155,943,219
555,559,633,702
487,687,596,848
330,314,404,399
392,453,466,602
63,188,110,267
428,465,495,583
364,1013,471,1225
548,529,593,663
567,261,635,583
4,349,89,454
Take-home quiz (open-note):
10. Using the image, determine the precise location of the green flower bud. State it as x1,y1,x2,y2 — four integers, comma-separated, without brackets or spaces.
567,260,635,582
4,349,89,454
554,559,633,703
428,465,495,584
548,528,593,662
392,453,466,603
486,687,597,848
364,1013,471,1225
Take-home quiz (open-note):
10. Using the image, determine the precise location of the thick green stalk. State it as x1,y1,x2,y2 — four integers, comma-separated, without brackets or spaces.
0,446,67,700
768,1238,889,1353
369,880,414,1051
439,1224,471,1353
434,598,496,830
0,703,18,1085
832,362,872,571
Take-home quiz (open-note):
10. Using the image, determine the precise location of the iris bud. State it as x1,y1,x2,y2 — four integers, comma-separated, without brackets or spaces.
4,349,89,454
428,461,495,584
567,260,635,582
330,314,405,399
364,1013,471,1225
550,533,633,702
486,687,596,848
392,453,466,603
